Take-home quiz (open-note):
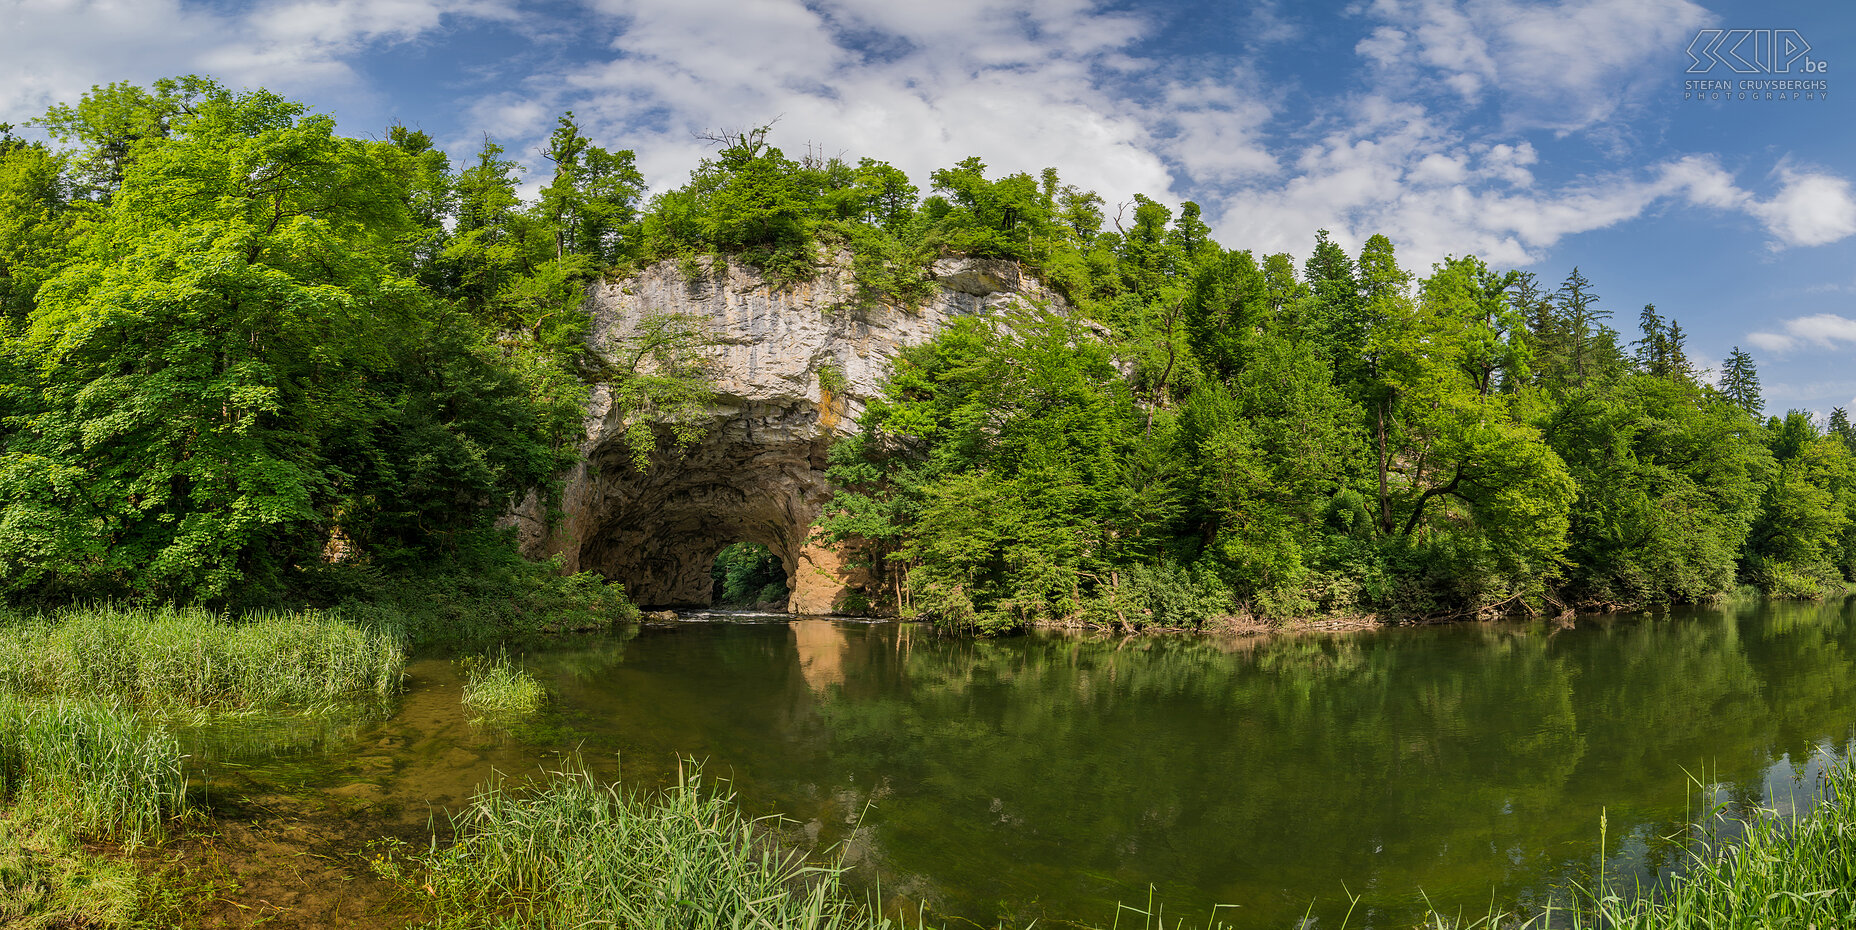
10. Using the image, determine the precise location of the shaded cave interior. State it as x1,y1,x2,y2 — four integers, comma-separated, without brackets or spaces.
567,403,839,611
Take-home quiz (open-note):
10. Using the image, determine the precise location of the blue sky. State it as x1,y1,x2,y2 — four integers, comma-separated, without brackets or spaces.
3,0,1852,413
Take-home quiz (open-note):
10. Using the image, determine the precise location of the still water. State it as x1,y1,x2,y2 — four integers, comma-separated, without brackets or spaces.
185,597,1856,929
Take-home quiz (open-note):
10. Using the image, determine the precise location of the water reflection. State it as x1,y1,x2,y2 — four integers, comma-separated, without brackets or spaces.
189,597,1856,930
792,620,848,694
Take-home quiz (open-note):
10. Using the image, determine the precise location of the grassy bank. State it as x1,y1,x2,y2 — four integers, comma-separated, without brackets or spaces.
1567,768,1856,929
398,757,1856,930
404,763,897,930
0,604,405,712
0,695,189,845
0,816,142,927
0,603,410,928
304,552,640,651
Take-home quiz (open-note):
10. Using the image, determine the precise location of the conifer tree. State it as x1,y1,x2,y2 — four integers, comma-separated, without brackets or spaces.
1720,346,1763,417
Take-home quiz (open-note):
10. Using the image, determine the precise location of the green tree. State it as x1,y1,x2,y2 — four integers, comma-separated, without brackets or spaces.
1744,412,1855,594
537,111,645,268
1554,267,1610,387
1365,256,1577,606
1546,376,1770,605
1719,346,1763,418
36,75,224,203
0,82,570,601
821,309,1180,631
0,136,72,324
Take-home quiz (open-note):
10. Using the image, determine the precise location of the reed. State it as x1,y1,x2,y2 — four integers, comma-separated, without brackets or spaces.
459,651,547,721
416,762,898,930
0,604,405,712
1417,761,1856,929
0,695,189,846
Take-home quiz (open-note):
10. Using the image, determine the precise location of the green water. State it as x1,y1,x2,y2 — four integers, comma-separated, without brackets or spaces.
184,597,1856,929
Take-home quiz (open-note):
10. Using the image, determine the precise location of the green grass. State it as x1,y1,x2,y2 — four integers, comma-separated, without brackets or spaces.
0,695,189,847
459,652,547,721
0,816,142,929
1416,761,1856,930
0,604,405,713
411,762,899,930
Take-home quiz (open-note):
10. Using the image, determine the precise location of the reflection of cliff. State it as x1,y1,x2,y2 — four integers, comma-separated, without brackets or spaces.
792,619,848,694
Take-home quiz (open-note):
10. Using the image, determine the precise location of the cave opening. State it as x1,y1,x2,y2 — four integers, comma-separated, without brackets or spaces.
710,542,791,608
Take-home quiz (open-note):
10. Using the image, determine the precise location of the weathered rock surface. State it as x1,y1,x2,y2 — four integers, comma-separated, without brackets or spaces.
512,254,1058,613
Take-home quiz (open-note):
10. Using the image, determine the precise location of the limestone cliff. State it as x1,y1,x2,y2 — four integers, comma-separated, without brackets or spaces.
512,254,1060,613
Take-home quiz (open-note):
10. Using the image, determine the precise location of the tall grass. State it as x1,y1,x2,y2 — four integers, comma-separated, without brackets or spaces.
459,651,547,722
1577,762,1856,929
0,604,404,712
415,762,898,930
1418,761,1856,930
0,695,189,846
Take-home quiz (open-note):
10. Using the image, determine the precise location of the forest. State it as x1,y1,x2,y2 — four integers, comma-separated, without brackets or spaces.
1,77,1853,634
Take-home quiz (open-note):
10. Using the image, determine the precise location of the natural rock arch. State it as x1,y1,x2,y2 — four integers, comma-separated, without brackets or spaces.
513,254,1058,613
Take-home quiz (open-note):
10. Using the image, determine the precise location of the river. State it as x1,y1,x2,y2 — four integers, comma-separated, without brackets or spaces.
180,596,1856,929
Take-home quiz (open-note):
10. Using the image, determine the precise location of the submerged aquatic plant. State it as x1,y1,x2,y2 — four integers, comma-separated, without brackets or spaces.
458,651,547,721
0,605,405,712
415,762,897,930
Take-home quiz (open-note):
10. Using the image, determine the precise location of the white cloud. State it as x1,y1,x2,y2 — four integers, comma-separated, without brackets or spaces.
1151,74,1277,185
1240,0,1302,47
546,0,1174,211
1746,167,1856,248
5,0,1851,286
1747,331,1797,352
1204,90,1856,270
1203,98,1771,268
1746,314,1856,355
0,0,515,129
1357,0,1712,131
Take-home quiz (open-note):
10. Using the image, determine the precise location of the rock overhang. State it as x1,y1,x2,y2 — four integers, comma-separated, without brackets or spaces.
511,254,1059,613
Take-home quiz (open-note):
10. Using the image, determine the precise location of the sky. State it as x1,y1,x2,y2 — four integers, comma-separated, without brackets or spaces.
2,0,1852,414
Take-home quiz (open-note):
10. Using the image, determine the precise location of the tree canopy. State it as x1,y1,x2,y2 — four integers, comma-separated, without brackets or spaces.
2,77,1849,629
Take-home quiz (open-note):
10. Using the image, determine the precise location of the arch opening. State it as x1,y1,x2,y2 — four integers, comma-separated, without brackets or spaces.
710,542,791,608
556,403,846,612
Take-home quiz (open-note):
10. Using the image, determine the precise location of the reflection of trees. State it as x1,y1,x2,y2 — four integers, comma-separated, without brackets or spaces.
442,602,1856,930
807,600,1856,929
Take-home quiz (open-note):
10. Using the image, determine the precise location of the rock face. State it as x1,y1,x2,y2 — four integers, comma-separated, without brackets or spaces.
512,254,1058,613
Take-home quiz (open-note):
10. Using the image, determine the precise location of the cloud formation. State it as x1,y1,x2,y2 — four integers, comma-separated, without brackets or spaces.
541,0,1174,218
1,0,1850,277
1353,0,1713,131
1748,314,1856,354
0,0,514,128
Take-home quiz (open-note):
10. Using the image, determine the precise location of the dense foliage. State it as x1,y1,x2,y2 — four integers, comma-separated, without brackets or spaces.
794,157,1856,632
2,78,1850,632
709,541,789,607
0,79,689,612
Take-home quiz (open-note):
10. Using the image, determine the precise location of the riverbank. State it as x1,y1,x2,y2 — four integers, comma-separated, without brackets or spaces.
1055,582,1856,638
